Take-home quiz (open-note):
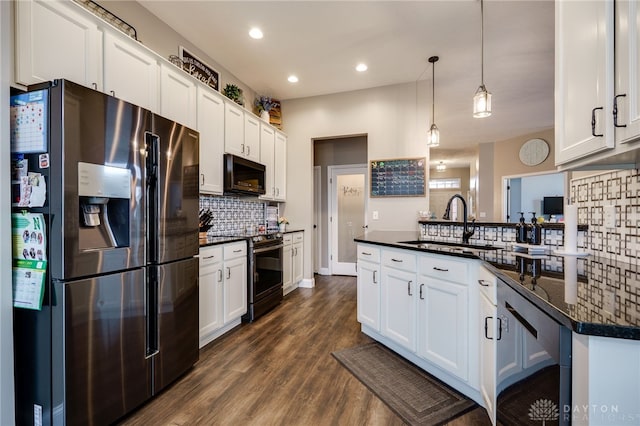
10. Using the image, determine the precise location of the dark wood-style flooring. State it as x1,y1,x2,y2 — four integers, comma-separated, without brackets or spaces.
119,275,491,425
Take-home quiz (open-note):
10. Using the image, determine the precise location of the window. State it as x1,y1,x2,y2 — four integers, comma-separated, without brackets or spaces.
429,178,461,189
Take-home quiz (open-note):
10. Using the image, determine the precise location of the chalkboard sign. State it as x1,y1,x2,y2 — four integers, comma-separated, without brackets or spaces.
370,158,426,197
179,46,219,91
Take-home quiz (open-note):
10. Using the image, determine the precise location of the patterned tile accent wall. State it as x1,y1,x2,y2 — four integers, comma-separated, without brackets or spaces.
570,169,640,264
418,222,587,274
199,195,267,236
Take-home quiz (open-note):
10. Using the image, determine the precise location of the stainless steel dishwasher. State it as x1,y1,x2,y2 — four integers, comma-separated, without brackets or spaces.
495,278,572,425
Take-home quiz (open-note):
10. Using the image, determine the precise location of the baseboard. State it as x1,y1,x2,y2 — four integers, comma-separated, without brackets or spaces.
298,277,315,288
316,267,330,276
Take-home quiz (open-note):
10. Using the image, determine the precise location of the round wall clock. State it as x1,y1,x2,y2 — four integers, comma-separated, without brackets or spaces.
519,138,549,166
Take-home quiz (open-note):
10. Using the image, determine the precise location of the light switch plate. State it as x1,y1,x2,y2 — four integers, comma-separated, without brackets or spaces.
604,205,616,229
372,210,379,220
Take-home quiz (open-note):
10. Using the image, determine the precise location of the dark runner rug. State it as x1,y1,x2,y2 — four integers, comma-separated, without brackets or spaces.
332,342,477,425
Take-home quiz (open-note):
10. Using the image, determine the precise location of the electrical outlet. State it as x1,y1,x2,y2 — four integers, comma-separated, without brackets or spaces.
372,211,379,220
604,205,616,229
603,289,615,315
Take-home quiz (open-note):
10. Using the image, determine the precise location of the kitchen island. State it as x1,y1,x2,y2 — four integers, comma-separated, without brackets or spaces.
355,230,640,426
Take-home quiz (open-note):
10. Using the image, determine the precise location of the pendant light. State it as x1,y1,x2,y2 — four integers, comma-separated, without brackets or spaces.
436,161,446,172
427,55,440,147
473,0,492,118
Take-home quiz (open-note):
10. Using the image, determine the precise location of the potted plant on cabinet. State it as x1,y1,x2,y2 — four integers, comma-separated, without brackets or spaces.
278,216,289,232
223,84,244,106
255,96,275,121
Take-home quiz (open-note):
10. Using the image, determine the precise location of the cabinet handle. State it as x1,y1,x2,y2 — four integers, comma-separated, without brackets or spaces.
233,249,242,253
433,266,449,272
203,255,215,259
218,269,223,282
226,267,231,279
110,90,115,96
484,317,502,340
614,94,627,128
478,279,490,287
591,106,604,137
391,258,403,263
419,283,424,300
373,270,377,283
247,145,251,156
91,82,97,90
241,143,245,153
201,173,205,185
407,280,412,296
276,188,280,196
361,252,372,256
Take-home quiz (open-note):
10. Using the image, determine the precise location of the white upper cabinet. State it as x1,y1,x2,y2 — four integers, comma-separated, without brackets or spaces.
259,124,276,200
244,114,261,162
15,0,103,88
224,101,245,157
160,63,196,129
197,87,225,194
274,131,287,201
103,31,159,112
555,0,615,165
615,1,640,144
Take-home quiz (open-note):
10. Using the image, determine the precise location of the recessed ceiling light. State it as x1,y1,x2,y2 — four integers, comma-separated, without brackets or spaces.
249,28,263,39
356,63,368,72
288,75,299,83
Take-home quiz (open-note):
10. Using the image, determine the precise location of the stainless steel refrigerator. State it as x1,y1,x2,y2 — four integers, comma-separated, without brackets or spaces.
11,79,199,425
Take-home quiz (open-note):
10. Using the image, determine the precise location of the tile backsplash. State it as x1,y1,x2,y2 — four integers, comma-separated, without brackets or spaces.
199,195,268,236
570,168,640,264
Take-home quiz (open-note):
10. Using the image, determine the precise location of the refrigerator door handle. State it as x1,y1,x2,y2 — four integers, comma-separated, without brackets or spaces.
146,267,159,358
146,132,160,263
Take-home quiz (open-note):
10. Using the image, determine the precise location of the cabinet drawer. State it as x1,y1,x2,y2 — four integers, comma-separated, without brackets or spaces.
357,244,380,263
478,265,497,305
224,241,247,260
292,232,304,243
418,254,468,283
283,234,293,245
199,246,223,266
382,249,416,272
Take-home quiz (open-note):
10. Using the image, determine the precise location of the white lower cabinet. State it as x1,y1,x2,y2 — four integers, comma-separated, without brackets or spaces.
283,234,293,295
356,244,381,331
199,241,247,348
292,232,304,285
381,264,416,351
478,266,498,426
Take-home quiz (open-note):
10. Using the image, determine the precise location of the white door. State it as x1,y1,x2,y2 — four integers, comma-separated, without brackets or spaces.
329,165,367,276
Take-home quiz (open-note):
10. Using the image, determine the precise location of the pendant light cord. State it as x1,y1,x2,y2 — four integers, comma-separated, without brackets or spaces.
480,0,484,85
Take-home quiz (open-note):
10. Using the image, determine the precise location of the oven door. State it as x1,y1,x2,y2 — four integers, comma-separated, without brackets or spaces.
251,243,283,303
495,280,572,425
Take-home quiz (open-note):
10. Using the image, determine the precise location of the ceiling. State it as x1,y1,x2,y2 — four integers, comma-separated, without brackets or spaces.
138,1,555,166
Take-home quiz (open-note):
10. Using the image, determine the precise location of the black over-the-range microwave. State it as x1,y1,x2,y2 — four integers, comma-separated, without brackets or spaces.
223,154,266,196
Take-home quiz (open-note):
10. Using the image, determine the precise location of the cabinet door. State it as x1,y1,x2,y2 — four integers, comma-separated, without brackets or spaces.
197,87,225,194
160,63,196,128
244,114,260,161
283,243,293,295
615,1,640,144
259,124,275,200
223,256,247,323
274,132,287,201
357,260,381,331
496,301,523,385
15,0,102,88
103,31,159,112
479,293,497,426
417,276,468,380
198,255,223,348
224,101,245,157
555,0,614,165
380,266,416,351
293,241,304,284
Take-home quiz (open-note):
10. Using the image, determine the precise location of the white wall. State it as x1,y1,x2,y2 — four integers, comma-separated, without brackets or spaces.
1,0,15,423
283,81,430,280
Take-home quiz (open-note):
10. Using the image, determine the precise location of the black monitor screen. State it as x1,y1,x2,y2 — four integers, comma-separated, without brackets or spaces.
543,196,564,215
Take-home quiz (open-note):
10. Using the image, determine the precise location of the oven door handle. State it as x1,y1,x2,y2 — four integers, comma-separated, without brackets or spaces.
253,244,284,254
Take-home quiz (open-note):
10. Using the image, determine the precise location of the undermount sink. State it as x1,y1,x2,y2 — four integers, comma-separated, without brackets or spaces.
398,239,500,253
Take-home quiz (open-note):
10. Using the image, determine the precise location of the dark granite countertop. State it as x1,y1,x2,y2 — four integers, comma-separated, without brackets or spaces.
418,220,588,231
199,235,248,248
355,231,640,340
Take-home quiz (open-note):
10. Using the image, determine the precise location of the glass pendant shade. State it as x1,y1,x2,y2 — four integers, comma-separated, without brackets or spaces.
473,84,492,118
436,161,446,172
427,123,440,147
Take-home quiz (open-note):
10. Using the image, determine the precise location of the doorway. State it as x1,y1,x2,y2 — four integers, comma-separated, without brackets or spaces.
328,165,367,276
502,171,566,222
